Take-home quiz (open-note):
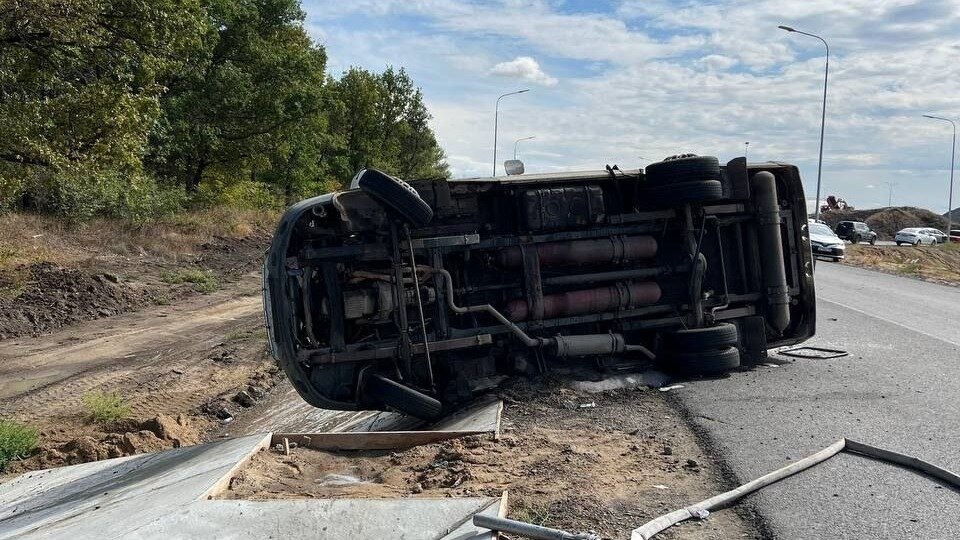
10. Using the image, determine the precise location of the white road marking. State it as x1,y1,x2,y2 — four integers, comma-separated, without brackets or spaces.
820,297,960,349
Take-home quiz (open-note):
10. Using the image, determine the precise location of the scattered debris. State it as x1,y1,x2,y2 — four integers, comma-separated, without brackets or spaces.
777,346,849,360
659,384,685,392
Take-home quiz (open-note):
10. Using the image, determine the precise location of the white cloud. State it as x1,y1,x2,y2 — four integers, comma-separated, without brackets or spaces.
306,0,960,212
490,56,558,86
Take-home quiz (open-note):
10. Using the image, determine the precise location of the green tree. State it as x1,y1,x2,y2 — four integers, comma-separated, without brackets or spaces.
324,67,448,187
0,0,203,218
147,0,328,195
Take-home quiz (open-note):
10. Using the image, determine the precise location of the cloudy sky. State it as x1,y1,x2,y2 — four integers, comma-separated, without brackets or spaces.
303,0,960,213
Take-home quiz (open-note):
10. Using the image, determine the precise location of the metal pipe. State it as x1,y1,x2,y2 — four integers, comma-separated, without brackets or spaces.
505,281,662,322
435,268,545,348
474,514,600,540
541,264,683,287
497,235,658,268
404,224,434,390
751,171,791,332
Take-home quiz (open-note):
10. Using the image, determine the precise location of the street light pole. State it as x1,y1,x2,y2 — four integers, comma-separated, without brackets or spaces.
744,141,750,160
923,114,956,238
493,89,529,176
514,135,535,159
779,25,829,221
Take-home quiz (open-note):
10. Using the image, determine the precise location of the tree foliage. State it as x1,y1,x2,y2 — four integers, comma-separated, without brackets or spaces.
0,0,447,220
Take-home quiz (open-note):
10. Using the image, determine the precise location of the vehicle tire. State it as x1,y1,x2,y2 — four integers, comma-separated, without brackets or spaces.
670,346,741,376
363,373,443,420
869,236,876,245
644,155,721,187
832,257,841,262
644,180,723,206
896,242,902,246
914,239,921,246
354,168,434,228
851,234,859,244
664,323,738,352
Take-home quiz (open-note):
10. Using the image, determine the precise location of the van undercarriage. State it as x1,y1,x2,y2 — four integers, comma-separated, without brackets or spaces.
263,156,816,419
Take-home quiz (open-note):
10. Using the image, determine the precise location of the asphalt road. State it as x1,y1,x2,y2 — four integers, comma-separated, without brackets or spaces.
674,262,960,539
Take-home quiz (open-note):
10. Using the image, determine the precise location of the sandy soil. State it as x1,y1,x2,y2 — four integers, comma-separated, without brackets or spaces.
222,379,762,539
0,273,283,475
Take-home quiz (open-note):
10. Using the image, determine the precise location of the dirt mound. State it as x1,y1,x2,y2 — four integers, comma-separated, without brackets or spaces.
0,232,270,340
18,414,202,471
0,262,164,339
821,207,947,239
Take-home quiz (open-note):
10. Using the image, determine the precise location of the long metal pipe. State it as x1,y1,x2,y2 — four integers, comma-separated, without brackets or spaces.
497,235,657,268
505,281,662,322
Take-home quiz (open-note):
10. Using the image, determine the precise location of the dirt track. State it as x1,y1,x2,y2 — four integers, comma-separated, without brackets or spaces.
0,273,278,473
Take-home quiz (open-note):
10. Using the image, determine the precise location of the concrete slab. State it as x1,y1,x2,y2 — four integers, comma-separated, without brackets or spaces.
0,433,271,539
127,497,504,539
274,398,503,450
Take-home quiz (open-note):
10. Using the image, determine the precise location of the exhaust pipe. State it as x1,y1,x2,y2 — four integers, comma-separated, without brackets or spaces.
505,281,661,321
497,235,657,267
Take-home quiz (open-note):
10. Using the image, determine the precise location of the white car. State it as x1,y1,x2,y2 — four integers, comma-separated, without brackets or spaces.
808,221,845,261
895,228,937,246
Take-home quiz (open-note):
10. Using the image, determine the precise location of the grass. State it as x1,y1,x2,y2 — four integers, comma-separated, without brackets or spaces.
510,504,554,527
81,391,131,423
160,267,218,293
0,420,38,471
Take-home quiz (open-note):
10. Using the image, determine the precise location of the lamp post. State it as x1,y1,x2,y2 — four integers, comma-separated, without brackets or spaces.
885,181,897,207
513,136,535,160
744,141,750,160
779,25,829,220
493,89,529,176
922,114,956,238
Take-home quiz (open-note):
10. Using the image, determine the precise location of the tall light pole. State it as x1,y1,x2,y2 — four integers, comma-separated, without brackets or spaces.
885,181,897,207
493,89,529,176
780,25,829,220
923,114,956,237
744,141,750,160
513,135,535,159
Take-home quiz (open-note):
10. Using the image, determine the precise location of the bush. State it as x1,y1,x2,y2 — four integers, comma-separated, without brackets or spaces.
0,420,38,471
82,391,131,423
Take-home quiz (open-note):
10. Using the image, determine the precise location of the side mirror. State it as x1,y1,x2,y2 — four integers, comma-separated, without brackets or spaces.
504,159,524,176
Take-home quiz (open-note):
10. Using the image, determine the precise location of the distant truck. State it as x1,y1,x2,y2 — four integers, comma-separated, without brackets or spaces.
262,155,816,419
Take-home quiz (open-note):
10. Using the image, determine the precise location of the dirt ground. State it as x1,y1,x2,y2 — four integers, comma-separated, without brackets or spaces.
0,272,282,476
0,210,272,340
222,379,762,540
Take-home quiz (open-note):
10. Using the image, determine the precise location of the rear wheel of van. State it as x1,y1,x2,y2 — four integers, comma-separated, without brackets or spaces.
671,346,741,376
664,323,738,352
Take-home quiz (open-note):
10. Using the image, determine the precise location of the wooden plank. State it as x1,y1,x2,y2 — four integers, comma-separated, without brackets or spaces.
273,429,489,451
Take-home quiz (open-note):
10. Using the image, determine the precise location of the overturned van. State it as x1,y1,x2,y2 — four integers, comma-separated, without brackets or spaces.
263,155,816,419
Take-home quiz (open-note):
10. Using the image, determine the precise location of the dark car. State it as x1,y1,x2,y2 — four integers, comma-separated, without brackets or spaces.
835,221,877,244
263,155,816,419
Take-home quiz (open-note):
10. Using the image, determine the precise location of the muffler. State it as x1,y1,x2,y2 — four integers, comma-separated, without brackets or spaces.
505,281,661,321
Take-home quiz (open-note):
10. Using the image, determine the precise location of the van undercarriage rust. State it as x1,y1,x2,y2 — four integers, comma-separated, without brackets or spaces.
263,156,816,419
